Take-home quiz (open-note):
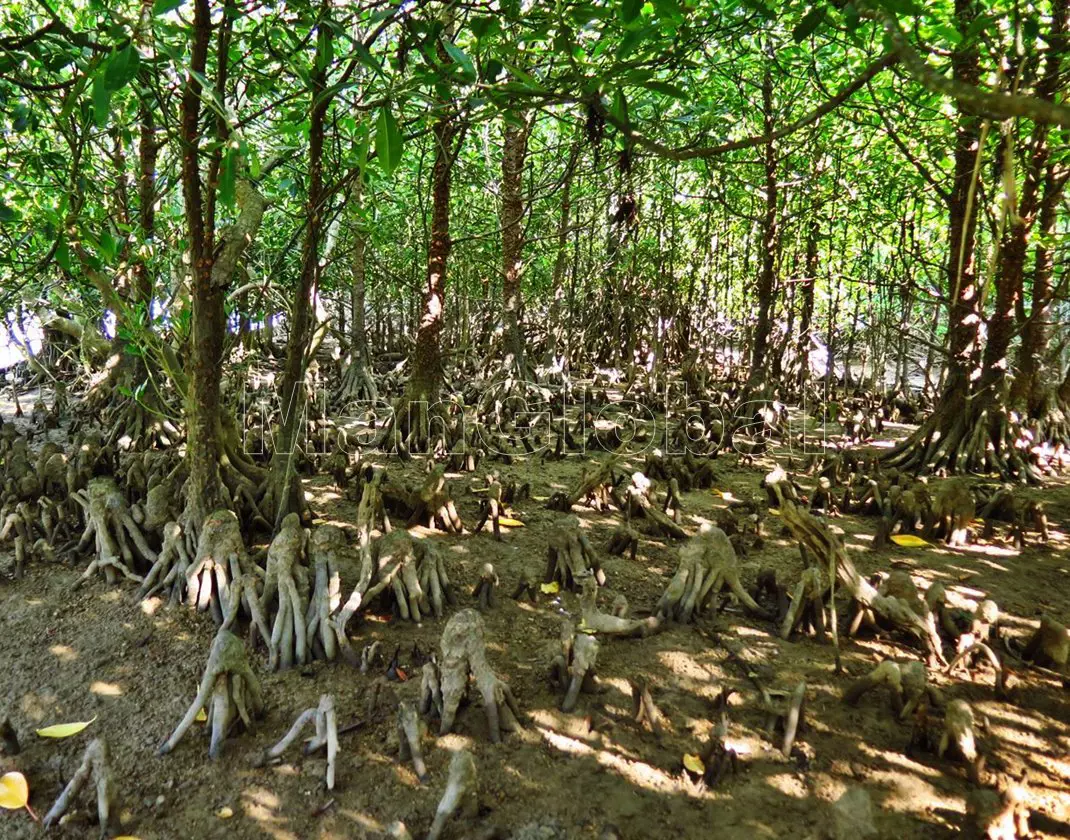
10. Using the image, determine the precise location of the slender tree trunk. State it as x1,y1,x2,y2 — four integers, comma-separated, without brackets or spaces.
546,140,579,364
943,0,983,394
797,217,818,389
181,0,224,528
408,116,461,401
749,62,778,388
500,114,530,377
267,21,332,528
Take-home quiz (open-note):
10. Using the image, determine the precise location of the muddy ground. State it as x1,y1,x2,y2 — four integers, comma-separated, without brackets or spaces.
0,410,1068,839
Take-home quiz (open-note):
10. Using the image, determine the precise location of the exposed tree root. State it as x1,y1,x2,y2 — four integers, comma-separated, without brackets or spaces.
967,775,1032,840
136,521,193,604
185,509,260,626
262,513,310,670
305,524,346,662
655,524,771,623
42,738,115,837
843,659,942,720
548,622,600,712
335,354,378,405
377,395,460,459
256,694,337,790
427,749,478,840
623,472,687,539
472,563,499,611
629,678,666,741
544,520,603,592
580,575,659,637
397,699,428,782
779,565,828,640
72,477,155,588
547,458,622,513
159,630,264,759
430,609,522,742
939,699,984,782
882,394,1044,483
776,496,943,666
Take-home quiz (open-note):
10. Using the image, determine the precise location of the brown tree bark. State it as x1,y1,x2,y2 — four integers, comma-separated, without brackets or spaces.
408,115,462,403
500,114,531,377
181,0,266,533
267,20,333,528
749,60,779,389
796,217,819,389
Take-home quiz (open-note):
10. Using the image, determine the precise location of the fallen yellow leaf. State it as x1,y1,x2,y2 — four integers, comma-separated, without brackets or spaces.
469,487,488,494
0,772,28,810
35,716,97,739
682,754,705,775
890,534,930,548
216,806,234,819
532,495,549,502
540,581,560,595
195,708,207,723
498,517,524,527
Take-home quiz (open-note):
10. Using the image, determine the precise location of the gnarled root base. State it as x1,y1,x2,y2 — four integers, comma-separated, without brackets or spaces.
545,520,603,592
656,524,771,623
72,477,156,588
256,694,337,790
185,509,264,629
581,576,659,637
43,738,115,838
882,396,1044,483
262,513,310,670
549,622,600,712
159,630,264,759
431,609,522,742
136,521,192,604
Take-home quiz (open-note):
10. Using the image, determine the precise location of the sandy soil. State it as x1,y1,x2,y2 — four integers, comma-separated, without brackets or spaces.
0,417,1068,840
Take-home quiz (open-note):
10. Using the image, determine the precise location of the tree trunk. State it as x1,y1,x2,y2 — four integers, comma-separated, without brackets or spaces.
181,0,266,532
267,23,332,528
500,114,530,377
546,140,580,365
749,61,778,389
408,116,461,402
797,217,818,389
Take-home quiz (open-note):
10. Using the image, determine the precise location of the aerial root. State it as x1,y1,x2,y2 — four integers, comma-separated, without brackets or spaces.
159,630,264,759
43,738,115,838
434,609,522,743
256,694,337,790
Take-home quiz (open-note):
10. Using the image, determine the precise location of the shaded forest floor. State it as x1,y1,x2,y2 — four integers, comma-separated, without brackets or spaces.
0,396,1069,839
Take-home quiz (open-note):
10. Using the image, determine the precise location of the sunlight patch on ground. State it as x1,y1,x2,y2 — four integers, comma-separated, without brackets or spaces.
49,644,77,662
764,772,807,799
535,724,688,797
140,597,163,616
90,681,122,697
241,786,297,840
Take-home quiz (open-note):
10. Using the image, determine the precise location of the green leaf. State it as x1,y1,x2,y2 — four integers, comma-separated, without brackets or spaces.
609,89,629,125
375,106,402,175
316,25,333,72
443,42,476,82
643,80,687,99
55,237,71,270
153,0,183,14
0,202,17,223
219,146,236,208
793,7,825,42
92,76,111,127
98,230,118,262
482,58,504,82
103,45,140,91
621,0,644,23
